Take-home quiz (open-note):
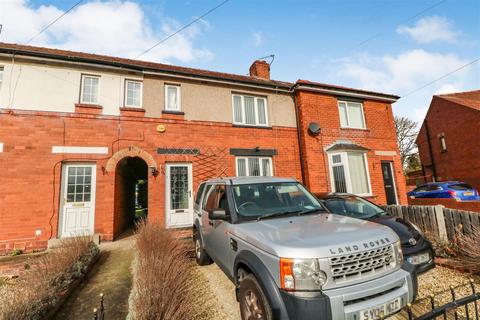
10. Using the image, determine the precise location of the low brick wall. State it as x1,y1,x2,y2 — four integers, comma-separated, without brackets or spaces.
407,198,480,213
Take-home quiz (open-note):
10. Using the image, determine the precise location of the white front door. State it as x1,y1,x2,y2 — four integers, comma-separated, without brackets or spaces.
59,163,96,238
165,163,193,228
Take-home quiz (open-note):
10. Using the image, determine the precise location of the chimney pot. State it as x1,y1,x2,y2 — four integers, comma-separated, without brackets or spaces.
249,60,270,80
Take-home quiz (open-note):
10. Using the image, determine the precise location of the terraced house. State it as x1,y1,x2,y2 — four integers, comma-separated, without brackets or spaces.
0,43,406,253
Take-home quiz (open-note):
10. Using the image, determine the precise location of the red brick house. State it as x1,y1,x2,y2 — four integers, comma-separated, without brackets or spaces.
416,90,480,189
0,43,405,253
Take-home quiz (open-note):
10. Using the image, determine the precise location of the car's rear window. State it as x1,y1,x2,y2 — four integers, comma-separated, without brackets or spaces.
449,183,473,191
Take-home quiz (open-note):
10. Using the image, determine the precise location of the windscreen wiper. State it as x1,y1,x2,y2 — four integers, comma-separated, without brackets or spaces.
257,209,303,221
297,208,324,216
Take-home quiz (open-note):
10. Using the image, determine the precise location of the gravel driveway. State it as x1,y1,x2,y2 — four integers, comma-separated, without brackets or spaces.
195,264,241,320
197,263,479,320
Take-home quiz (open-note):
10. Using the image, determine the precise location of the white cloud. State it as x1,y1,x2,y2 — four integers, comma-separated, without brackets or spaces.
332,49,478,122
397,16,460,44
252,31,264,47
0,0,214,64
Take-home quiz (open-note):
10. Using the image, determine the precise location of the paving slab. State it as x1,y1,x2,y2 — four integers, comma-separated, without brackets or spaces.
53,234,134,320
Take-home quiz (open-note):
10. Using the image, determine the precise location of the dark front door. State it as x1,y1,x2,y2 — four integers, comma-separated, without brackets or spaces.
381,162,398,205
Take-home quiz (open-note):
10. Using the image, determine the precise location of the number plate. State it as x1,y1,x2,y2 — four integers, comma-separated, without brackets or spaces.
464,191,473,196
359,297,402,320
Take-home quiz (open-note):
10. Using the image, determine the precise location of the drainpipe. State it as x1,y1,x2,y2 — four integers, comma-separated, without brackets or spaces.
293,87,307,184
424,120,437,182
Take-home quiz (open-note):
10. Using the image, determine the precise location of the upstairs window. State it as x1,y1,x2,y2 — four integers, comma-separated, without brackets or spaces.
80,75,100,104
329,151,371,195
338,100,366,129
439,134,447,152
165,84,181,111
125,80,142,108
236,157,272,177
232,94,268,126
0,66,3,91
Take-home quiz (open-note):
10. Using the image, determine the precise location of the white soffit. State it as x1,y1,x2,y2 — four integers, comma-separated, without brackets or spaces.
52,146,108,154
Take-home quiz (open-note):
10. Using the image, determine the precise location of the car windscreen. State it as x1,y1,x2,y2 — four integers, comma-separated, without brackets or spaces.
322,196,385,219
449,183,473,191
232,182,325,220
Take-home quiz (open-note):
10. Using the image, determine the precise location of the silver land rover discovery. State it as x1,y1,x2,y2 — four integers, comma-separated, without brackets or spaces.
193,177,417,320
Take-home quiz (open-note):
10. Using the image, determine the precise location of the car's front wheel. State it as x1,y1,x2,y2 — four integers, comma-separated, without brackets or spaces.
193,228,212,266
239,274,273,320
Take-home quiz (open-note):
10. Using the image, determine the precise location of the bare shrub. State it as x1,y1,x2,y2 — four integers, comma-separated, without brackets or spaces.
0,236,98,320
456,226,480,274
129,221,197,320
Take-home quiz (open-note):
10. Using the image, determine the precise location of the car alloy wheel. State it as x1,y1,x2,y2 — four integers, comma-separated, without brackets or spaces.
195,237,202,259
243,289,264,319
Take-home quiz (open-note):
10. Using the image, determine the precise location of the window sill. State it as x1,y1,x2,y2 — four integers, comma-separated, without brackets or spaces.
75,103,103,114
162,110,184,115
120,107,145,117
161,110,185,120
232,124,272,130
340,127,369,131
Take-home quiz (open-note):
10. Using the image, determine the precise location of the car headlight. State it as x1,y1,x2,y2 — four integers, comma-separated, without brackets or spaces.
393,241,403,266
280,258,327,291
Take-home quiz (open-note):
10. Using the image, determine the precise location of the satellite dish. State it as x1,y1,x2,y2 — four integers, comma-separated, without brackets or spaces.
308,122,321,135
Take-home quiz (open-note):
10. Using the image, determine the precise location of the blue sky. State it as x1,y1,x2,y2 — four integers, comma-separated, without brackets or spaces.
0,0,478,121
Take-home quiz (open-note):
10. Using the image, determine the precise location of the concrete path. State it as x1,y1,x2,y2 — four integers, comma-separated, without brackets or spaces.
53,233,134,320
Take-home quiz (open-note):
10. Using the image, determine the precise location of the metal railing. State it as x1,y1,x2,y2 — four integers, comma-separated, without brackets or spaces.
388,279,480,320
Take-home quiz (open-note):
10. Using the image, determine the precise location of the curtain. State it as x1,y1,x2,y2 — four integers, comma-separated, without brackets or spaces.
348,153,369,194
244,96,256,125
257,98,267,125
338,102,348,127
233,95,243,123
262,158,271,176
347,102,364,128
237,158,246,176
248,158,260,176
167,87,178,110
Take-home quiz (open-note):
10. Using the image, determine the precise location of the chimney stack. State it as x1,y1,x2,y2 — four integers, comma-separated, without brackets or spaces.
249,60,270,80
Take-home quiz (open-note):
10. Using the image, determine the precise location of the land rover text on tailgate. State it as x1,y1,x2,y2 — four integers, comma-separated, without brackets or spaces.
192,177,417,320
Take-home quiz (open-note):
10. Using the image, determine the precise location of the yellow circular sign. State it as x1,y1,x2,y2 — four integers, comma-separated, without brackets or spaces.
157,124,166,133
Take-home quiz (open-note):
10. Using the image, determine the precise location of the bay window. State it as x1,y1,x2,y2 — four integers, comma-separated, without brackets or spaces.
236,157,272,176
232,94,268,126
328,151,371,195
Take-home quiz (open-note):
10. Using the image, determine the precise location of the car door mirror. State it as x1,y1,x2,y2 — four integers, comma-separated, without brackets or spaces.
208,209,228,221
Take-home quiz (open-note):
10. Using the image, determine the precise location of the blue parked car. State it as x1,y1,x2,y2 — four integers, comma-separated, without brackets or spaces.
408,181,480,201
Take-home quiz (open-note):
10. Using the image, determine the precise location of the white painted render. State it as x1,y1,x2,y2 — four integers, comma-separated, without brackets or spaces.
0,58,142,115
52,146,109,154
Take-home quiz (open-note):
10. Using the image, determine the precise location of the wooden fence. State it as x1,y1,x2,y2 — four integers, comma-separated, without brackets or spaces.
385,205,480,241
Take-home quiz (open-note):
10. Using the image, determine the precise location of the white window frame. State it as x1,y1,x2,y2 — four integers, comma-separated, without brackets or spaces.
165,84,181,111
124,80,143,108
327,151,372,196
338,100,366,129
439,135,447,152
0,66,4,91
80,75,100,105
236,157,273,177
232,94,269,127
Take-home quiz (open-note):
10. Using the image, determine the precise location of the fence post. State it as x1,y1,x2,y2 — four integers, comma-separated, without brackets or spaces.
435,205,448,241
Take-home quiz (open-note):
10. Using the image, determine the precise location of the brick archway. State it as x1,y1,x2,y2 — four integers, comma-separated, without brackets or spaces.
105,146,157,173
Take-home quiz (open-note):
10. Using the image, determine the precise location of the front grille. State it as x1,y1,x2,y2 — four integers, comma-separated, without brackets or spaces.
329,245,395,284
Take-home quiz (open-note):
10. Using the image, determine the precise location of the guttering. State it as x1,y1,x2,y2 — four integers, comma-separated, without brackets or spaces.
294,84,399,103
0,49,291,93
